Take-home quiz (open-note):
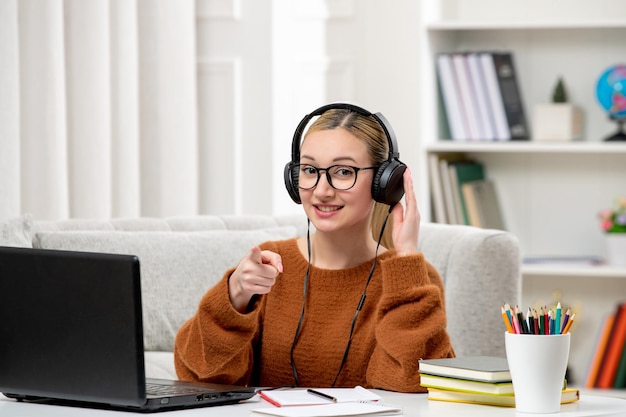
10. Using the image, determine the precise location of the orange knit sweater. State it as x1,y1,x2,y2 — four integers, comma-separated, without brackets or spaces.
174,238,454,392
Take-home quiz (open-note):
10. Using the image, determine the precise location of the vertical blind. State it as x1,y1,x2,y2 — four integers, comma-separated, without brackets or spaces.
0,0,199,220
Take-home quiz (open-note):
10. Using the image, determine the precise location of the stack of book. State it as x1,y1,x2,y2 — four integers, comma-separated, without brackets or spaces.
418,356,579,407
428,155,505,229
585,302,626,389
436,51,529,142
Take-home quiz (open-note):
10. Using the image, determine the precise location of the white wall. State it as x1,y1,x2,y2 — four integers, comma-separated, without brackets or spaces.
1,0,422,220
269,0,422,216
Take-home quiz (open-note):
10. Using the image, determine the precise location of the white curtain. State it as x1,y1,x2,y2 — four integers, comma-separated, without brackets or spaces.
0,0,199,221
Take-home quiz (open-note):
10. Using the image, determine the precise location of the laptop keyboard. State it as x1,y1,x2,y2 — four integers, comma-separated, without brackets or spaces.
146,383,210,396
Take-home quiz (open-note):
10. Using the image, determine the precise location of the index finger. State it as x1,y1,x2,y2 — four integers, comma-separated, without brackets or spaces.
259,249,283,273
402,168,419,220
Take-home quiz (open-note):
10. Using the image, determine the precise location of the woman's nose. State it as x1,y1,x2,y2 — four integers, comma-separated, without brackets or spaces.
313,172,334,195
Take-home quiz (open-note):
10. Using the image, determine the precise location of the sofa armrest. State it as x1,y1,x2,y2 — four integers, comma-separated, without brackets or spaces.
419,223,521,358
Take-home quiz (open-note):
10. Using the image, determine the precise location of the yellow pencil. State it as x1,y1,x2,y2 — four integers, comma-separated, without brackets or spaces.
501,305,514,333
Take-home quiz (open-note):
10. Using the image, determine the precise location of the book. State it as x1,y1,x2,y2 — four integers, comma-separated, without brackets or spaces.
428,153,447,224
461,182,482,227
466,52,496,140
479,52,511,141
438,156,463,224
418,356,511,383
596,303,626,388
419,373,514,395
436,53,468,140
258,386,381,407
451,54,482,140
613,331,626,388
448,160,485,225
429,153,467,224
447,163,464,225
585,313,616,388
426,387,580,407
491,52,529,140
460,180,505,230
252,402,402,417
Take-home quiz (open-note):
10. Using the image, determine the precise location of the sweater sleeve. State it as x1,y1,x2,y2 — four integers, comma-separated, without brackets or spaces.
366,252,455,393
174,269,261,385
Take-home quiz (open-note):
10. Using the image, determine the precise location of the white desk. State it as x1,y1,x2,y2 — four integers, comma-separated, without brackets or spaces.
1,391,626,417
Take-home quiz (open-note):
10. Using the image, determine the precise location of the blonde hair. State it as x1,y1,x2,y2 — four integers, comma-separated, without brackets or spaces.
303,108,394,248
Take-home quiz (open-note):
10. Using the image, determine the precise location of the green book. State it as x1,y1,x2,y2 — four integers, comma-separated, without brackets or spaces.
613,338,626,388
419,356,510,383
448,161,485,225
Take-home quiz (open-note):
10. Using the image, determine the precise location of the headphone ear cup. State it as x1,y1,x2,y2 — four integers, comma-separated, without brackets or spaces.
372,160,407,206
284,162,302,204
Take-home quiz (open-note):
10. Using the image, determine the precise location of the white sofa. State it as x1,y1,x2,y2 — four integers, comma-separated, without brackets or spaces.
1,213,521,380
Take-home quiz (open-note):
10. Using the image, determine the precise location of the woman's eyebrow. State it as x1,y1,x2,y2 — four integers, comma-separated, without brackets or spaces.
300,154,359,164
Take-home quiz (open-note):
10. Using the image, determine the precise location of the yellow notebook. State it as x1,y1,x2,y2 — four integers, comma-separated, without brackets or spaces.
427,387,579,407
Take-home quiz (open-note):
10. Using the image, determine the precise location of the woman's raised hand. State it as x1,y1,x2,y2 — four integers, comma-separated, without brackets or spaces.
228,246,283,313
391,168,420,257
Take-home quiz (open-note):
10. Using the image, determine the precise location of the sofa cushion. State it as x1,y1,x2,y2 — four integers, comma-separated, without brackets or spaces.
33,227,297,352
0,214,33,248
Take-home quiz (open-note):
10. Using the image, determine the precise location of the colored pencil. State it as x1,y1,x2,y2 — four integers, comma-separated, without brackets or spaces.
555,302,562,334
562,313,575,334
561,308,571,333
501,306,514,333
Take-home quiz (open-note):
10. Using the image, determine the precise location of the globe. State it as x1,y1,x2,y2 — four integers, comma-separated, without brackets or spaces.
596,64,626,141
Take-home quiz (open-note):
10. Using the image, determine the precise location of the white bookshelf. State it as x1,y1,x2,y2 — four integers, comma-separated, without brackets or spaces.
522,264,626,279
418,0,626,385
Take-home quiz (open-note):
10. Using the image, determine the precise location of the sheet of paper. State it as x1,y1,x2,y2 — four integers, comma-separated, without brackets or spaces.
258,386,381,407
252,402,402,417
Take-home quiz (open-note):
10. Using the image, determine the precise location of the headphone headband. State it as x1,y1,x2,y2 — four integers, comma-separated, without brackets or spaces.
285,102,406,206
290,103,400,162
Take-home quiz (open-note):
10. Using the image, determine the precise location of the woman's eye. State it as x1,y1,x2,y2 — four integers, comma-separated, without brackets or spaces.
301,166,317,175
335,167,355,177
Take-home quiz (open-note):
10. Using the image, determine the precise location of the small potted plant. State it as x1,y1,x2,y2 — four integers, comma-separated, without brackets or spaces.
598,197,626,267
532,77,583,141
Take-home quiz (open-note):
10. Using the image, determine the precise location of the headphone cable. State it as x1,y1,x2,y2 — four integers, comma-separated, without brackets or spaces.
330,210,390,387
290,211,391,387
290,219,311,387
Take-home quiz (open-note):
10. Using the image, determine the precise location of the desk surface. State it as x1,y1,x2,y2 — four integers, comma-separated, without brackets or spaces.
1,391,626,417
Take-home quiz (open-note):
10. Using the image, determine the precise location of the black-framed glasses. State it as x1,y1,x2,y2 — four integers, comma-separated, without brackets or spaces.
296,164,378,191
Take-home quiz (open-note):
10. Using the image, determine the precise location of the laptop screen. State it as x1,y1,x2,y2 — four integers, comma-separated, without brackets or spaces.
0,246,147,407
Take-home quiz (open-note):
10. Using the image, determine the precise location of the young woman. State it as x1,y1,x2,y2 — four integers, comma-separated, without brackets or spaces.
174,104,454,392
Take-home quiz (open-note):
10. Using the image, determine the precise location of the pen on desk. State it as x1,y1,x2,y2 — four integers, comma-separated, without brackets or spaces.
307,389,337,403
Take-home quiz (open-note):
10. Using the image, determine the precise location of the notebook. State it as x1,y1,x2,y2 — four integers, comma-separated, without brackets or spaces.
0,246,256,412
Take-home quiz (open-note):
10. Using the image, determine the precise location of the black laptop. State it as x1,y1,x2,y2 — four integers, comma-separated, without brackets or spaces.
0,246,256,412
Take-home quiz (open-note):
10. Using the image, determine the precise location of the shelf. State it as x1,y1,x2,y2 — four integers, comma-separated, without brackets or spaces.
419,0,626,390
425,21,626,31
523,264,626,278
425,141,626,154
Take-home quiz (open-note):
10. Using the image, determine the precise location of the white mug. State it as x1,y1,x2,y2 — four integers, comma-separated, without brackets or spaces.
505,332,570,414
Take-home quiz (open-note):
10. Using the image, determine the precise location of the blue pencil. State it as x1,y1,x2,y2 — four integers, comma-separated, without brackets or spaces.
555,302,562,334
